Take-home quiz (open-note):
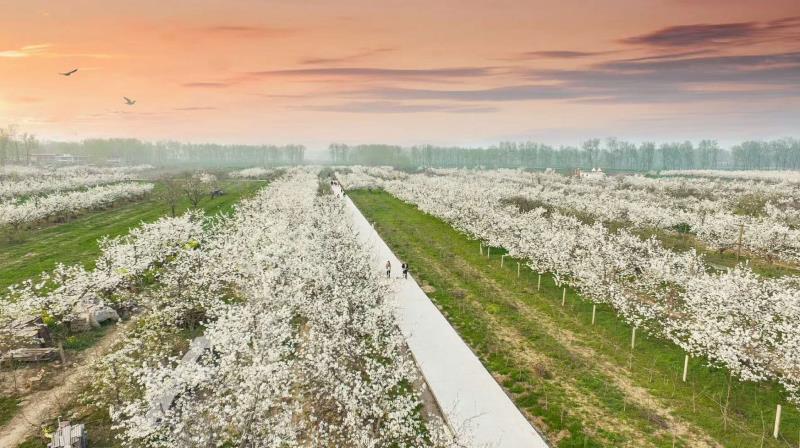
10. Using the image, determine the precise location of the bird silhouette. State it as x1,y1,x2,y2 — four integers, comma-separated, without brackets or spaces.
59,68,78,76
123,97,136,106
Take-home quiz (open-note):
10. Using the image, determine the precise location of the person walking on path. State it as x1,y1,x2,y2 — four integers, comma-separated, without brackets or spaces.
402,263,409,279
385,260,392,278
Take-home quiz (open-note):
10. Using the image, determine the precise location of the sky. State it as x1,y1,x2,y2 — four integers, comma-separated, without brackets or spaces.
1,0,799,152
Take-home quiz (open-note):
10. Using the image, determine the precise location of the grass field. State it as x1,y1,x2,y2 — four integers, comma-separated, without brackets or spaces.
2,179,266,447
0,180,266,290
351,189,799,448
0,397,19,427
640,228,799,278
550,204,798,279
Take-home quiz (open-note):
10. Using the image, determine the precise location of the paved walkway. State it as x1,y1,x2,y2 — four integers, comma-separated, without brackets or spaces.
342,194,549,448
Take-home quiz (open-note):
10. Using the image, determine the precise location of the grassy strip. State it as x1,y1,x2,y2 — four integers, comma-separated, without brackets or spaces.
519,198,800,278
0,180,265,290
351,189,799,448
637,227,799,278
0,397,20,427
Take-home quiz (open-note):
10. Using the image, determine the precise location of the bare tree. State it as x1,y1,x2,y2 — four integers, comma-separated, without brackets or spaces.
21,133,37,165
159,178,184,217
0,125,16,167
182,174,205,208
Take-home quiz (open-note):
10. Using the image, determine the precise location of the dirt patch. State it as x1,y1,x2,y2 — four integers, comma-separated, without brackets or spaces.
0,322,129,447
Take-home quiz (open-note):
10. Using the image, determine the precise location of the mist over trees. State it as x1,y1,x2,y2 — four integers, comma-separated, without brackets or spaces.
0,131,305,168
46,139,306,167
3,125,800,172
330,138,800,171
0,126,39,166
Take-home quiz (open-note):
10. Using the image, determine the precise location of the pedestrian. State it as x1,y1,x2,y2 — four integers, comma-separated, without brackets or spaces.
402,263,408,279
385,260,392,278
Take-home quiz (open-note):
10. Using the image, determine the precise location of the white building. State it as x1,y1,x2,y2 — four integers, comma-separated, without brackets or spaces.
575,167,606,179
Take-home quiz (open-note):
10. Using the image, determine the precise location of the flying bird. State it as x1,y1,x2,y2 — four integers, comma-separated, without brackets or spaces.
123,97,136,106
59,68,78,76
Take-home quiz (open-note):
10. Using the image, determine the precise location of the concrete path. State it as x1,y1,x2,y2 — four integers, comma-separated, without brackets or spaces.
342,194,549,448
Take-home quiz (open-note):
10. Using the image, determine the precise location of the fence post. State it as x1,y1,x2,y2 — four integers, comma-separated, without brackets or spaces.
591,304,596,325
773,404,782,438
480,242,483,256
561,288,566,306
517,262,521,278
501,254,505,268
537,274,541,291
682,355,689,382
631,327,637,350
487,247,491,258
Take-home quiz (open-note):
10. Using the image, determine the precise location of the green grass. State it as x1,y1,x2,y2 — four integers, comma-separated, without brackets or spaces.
636,227,799,278
0,180,266,290
0,396,20,427
63,325,112,352
351,189,799,448
17,439,47,448
536,200,799,279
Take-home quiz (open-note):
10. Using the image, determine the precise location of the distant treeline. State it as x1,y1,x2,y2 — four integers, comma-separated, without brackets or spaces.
46,139,306,167
0,132,305,167
329,138,800,171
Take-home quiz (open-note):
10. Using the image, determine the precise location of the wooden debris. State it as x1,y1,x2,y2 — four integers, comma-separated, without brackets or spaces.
2,316,53,348
1,347,59,363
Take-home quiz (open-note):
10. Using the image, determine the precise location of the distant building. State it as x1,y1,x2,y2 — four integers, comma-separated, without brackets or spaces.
54,154,88,164
575,167,606,179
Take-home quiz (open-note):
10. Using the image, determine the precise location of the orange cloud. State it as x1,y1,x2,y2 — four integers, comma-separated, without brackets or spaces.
0,43,51,58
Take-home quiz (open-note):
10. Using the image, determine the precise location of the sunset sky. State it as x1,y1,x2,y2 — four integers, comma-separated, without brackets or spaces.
1,0,799,152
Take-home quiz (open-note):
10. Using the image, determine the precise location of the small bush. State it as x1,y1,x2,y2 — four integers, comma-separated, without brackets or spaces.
671,222,692,234
733,193,770,217
500,196,553,215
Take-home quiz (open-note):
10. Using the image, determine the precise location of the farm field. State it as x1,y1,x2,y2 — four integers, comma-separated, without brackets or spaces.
341,165,800,446
5,0,799,445
0,169,270,446
351,188,800,448
1,168,455,448
3,164,800,448
0,179,266,290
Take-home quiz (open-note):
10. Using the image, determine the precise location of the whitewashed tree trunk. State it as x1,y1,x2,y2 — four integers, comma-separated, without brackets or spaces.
682,355,689,382
773,404,782,438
